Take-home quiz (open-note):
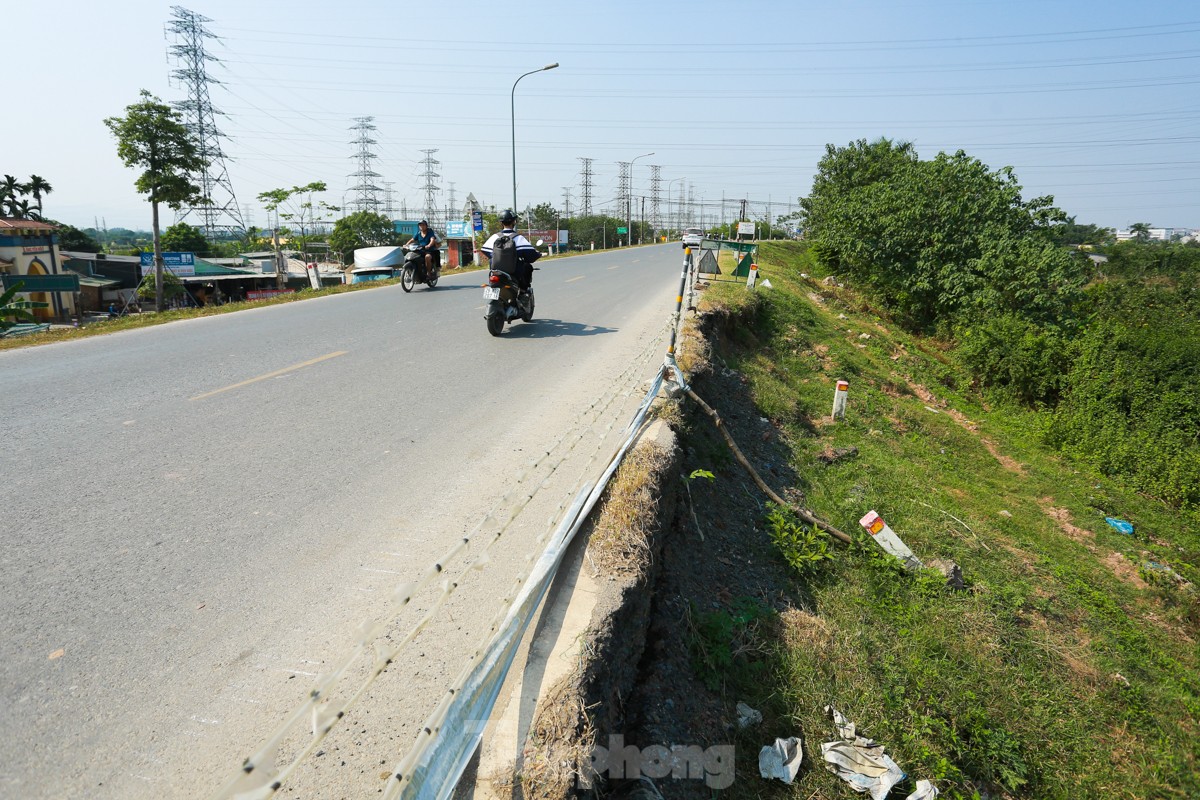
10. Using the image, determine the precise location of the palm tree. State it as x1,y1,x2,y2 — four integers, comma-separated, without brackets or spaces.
1,174,21,217
14,199,33,220
1129,222,1152,242
26,175,52,216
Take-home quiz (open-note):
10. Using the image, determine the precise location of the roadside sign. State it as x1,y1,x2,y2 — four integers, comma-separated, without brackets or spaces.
445,220,470,238
139,251,196,276
737,221,755,237
472,211,483,232
1,274,80,292
617,226,628,235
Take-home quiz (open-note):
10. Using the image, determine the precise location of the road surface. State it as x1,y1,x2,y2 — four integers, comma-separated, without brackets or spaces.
0,243,687,798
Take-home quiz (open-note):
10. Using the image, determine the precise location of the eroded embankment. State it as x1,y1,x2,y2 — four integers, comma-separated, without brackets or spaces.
517,298,798,799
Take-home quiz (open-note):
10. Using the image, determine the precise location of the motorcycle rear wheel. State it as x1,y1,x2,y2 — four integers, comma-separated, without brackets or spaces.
401,265,415,292
486,313,504,337
520,290,535,322
427,269,439,288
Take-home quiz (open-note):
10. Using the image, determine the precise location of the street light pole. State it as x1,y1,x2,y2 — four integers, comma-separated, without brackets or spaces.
627,151,653,246
511,62,559,214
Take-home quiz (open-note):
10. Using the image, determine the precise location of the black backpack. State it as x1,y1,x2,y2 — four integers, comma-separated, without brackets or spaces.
492,233,517,275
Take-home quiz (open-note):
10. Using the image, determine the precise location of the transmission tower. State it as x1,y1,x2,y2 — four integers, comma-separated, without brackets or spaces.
447,181,457,222
649,165,662,235
578,157,594,216
382,181,396,219
562,187,572,221
418,149,441,227
616,161,631,224
166,5,246,238
347,117,382,215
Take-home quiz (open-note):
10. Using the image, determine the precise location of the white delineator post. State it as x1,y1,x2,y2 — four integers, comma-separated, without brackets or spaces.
746,261,758,289
832,380,849,419
859,511,923,569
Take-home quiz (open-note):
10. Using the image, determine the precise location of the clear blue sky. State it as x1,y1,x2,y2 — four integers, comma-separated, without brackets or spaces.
8,0,1200,232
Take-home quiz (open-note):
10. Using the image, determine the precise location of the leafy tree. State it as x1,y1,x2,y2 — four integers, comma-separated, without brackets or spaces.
136,271,186,303
801,138,1079,331
257,182,334,273
328,211,398,264
161,222,210,256
1049,218,1113,247
565,214,626,250
0,280,49,331
1129,222,1152,242
528,202,559,230
104,90,205,311
45,220,102,252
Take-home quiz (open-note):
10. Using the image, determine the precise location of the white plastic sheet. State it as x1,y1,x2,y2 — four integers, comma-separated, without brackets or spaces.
758,736,803,784
820,706,906,800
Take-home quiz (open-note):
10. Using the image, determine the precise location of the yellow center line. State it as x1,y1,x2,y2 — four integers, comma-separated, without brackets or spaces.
565,276,586,283
190,350,348,401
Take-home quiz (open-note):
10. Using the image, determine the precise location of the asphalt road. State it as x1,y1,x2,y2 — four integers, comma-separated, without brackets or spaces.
0,243,687,798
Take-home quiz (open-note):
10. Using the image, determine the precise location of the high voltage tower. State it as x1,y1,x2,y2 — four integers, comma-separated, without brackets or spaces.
166,5,245,238
616,161,631,225
649,165,662,234
577,157,594,216
348,117,382,215
447,182,457,221
562,186,572,220
419,149,441,227
382,181,395,219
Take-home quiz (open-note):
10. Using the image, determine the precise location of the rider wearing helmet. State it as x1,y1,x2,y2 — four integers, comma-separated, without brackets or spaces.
481,209,540,292
412,219,440,275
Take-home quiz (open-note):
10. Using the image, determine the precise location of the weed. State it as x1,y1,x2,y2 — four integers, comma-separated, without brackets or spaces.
686,596,773,691
765,503,834,578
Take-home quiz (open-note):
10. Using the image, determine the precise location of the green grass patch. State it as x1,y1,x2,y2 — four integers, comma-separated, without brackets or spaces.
702,240,1200,799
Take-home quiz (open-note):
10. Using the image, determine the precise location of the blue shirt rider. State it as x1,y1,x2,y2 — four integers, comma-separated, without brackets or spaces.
412,219,440,275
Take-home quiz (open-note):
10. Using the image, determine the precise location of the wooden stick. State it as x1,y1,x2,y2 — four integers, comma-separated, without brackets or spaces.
685,387,853,545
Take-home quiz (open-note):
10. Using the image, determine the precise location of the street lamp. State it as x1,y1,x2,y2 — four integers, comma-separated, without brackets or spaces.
511,62,559,214
627,152,653,246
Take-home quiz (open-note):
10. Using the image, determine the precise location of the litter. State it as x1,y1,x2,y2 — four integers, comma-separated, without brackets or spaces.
906,779,939,799
821,706,906,800
1105,517,1134,535
737,702,763,728
858,511,923,570
758,736,803,784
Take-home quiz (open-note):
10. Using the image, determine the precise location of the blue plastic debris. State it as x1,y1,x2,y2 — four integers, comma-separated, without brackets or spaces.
1105,517,1134,535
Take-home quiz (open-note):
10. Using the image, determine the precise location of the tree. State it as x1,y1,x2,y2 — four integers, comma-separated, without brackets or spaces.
136,271,186,304
1,175,22,217
801,138,1077,331
161,222,210,256
257,182,334,281
26,175,52,217
45,220,102,253
329,211,398,264
528,202,559,230
1129,222,1152,242
104,90,205,311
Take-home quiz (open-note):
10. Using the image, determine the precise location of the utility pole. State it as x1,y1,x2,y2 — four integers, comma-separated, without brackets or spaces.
649,165,662,241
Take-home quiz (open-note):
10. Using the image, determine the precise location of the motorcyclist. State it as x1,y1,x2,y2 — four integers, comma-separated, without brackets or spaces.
411,219,440,276
481,209,540,297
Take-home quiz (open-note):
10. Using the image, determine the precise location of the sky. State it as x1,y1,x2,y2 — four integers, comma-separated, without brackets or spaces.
6,0,1200,233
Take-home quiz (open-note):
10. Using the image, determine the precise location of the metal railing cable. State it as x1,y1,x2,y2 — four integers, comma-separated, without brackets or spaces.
211,317,674,800
386,369,667,800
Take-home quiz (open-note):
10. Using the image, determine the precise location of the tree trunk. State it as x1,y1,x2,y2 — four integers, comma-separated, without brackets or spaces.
151,200,164,312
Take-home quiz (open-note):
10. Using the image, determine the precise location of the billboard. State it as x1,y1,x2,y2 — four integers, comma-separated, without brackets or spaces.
444,220,470,238
139,251,196,277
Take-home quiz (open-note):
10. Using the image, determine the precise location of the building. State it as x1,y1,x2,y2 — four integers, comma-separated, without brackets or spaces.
0,218,77,321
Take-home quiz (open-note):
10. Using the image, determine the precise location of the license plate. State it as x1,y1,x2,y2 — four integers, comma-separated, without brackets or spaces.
482,287,500,300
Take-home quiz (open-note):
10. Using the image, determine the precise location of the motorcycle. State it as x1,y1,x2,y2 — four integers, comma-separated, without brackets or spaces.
400,241,440,292
483,266,536,336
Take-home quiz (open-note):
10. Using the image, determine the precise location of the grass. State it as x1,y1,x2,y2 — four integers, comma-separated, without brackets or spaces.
694,241,1199,799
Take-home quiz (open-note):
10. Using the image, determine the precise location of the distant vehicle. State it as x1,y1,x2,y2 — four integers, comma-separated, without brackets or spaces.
681,227,704,249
